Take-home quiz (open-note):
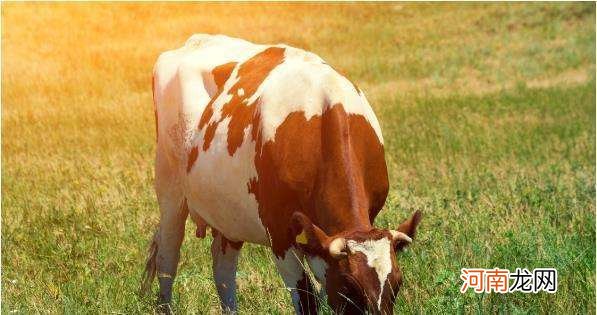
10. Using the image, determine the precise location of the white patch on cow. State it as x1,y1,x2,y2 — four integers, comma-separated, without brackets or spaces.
237,88,245,96
347,238,392,310
187,117,268,244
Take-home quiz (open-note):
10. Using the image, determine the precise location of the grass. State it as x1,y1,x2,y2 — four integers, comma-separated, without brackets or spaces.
2,3,595,314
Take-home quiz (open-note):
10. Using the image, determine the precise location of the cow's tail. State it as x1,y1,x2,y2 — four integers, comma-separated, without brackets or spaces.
140,229,160,296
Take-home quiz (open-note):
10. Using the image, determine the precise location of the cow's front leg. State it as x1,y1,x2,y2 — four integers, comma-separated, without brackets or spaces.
274,247,319,315
211,230,243,313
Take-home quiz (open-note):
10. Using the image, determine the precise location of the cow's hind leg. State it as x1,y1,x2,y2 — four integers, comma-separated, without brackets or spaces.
157,199,188,307
141,152,188,313
142,198,187,314
211,230,243,313
274,248,319,315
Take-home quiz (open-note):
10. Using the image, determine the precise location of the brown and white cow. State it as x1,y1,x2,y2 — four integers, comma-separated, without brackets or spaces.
141,34,421,314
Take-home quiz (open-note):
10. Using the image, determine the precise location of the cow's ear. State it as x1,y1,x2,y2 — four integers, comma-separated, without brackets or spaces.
291,212,330,252
394,210,422,252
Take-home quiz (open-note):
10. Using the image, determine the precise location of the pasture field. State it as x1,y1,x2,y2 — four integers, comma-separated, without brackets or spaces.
2,3,595,314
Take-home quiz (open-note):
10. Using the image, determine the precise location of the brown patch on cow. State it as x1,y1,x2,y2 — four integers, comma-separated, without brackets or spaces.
212,229,244,254
187,146,199,173
188,61,241,170
221,98,256,155
198,62,238,131
198,102,215,131
197,61,239,152
212,62,237,90
200,47,286,155
202,122,218,151
250,103,388,257
247,177,258,195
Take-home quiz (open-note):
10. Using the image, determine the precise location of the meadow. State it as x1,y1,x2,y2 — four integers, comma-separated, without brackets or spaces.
2,3,595,314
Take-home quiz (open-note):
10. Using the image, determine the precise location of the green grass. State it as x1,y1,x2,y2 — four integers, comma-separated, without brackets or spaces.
2,3,595,314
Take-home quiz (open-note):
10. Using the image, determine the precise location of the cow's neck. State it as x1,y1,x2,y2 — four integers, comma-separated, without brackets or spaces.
312,104,373,236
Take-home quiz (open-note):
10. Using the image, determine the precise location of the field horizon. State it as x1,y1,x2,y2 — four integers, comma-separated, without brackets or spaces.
2,3,595,314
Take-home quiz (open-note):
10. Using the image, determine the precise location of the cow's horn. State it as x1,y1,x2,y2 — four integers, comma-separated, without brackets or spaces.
390,230,412,243
329,238,347,258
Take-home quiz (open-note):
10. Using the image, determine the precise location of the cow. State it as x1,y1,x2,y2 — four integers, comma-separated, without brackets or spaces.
141,34,422,314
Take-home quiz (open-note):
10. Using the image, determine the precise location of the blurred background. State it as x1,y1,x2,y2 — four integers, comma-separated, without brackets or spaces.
2,3,595,313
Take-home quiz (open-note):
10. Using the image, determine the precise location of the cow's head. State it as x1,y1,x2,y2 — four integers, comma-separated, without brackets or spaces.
292,211,422,314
